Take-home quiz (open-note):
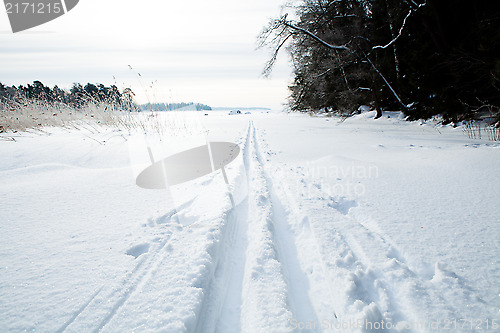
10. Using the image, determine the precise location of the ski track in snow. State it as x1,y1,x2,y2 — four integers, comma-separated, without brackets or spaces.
193,124,253,333
255,129,493,332
59,223,175,332
54,120,495,333
197,121,345,332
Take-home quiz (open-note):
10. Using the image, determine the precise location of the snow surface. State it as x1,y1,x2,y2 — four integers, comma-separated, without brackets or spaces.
0,111,499,332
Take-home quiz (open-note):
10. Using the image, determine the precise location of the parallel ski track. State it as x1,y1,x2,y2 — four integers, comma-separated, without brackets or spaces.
250,122,325,329
55,287,103,333
196,121,345,332
236,120,296,331
58,228,174,332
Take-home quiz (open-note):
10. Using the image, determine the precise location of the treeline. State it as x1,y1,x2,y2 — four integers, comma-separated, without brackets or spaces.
141,102,212,111
261,0,500,123
0,81,138,111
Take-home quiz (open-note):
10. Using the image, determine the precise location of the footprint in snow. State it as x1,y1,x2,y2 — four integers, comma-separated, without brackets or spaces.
387,246,406,263
328,197,358,215
258,194,268,205
126,243,150,259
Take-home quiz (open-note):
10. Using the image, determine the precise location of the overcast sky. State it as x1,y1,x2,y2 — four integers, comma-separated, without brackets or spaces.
0,0,292,109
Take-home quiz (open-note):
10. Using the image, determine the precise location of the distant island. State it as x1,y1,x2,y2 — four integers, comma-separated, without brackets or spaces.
140,103,272,112
211,107,271,111
140,102,211,111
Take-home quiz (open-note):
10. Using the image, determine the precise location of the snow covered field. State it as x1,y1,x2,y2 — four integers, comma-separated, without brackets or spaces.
0,111,499,332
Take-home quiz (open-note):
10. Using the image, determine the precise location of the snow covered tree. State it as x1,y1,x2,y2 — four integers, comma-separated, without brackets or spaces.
260,0,499,124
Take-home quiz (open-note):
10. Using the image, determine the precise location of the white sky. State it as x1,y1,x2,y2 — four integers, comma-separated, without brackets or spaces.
0,0,292,109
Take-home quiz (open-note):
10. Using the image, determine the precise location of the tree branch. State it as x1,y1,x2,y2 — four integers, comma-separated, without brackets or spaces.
263,33,293,77
373,10,412,50
373,1,427,50
283,21,349,51
259,14,407,109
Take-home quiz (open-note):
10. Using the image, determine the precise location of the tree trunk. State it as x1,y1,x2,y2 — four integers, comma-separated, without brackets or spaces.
372,79,383,119
385,0,401,83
